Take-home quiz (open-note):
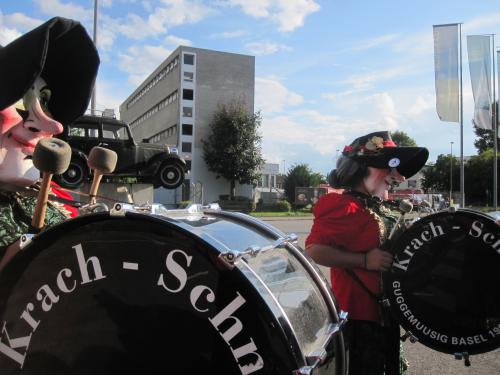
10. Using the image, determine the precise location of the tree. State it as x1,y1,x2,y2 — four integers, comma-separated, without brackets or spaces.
392,130,417,147
283,163,326,204
472,125,499,154
421,154,459,193
202,99,264,199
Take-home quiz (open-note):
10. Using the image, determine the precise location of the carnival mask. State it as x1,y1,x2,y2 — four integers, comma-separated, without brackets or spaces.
0,77,63,189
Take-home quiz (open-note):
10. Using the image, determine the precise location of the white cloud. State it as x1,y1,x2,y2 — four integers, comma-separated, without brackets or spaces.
464,12,500,33
245,41,291,55
342,65,414,90
347,33,398,52
407,94,434,116
118,44,173,85
223,0,320,32
33,0,92,21
0,11,45,44
209,29,247,39
95,79,129,115
113,0,214,40
256,77,303,113
0,27,20,45
262,110,383,157
2,12,44,31
165,34,192,46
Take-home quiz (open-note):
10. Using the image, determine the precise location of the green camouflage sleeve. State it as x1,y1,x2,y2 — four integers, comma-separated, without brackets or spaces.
0,193,68,260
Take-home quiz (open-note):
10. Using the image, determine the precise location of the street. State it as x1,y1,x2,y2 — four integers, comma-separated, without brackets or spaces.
260,216,500,375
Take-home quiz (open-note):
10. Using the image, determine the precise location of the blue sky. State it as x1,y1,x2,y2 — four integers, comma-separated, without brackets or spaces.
2,0,500,176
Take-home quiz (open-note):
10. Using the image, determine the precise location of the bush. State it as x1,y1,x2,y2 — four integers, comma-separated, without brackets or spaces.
254,200,291,212
218,196,256,213
179,200,192,208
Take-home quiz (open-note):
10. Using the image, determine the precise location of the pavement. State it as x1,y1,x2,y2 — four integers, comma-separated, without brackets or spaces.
260,216,500,375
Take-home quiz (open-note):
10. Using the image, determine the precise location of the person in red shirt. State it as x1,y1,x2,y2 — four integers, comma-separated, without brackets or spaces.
306,131,428,375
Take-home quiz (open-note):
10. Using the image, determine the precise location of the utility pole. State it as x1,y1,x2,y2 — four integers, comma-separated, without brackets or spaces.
91,0,98,115
450,141,454,204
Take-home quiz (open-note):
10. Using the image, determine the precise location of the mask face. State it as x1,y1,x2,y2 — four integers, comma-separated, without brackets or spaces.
363,167,405,199
0,77,63,189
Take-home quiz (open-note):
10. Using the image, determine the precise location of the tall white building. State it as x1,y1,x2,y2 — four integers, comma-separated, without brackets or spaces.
119,46,255,204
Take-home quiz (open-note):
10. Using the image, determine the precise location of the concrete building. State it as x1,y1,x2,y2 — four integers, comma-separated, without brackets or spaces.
255,163,284,203
119,46,255,204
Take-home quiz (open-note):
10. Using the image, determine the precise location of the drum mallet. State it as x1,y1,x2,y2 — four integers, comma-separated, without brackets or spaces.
32,138,72,231
87,146,118,205
387,199,413,242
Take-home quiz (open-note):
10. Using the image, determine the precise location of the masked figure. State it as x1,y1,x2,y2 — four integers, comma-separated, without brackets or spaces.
306,131,429,375
0,17,99,262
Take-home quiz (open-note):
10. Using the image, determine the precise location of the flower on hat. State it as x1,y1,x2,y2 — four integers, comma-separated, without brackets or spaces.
365,136,384,152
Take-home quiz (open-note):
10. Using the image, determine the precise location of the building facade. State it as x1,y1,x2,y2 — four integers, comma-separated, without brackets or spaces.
119,46,255,204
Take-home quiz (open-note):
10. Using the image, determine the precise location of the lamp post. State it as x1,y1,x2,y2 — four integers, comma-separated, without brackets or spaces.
282,160,286,175
450,141,454,205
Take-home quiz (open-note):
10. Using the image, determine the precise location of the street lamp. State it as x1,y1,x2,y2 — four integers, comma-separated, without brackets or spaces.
450,141,454,205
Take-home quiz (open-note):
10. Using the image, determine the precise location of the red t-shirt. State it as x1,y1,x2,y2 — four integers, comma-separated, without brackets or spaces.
306,192,381,322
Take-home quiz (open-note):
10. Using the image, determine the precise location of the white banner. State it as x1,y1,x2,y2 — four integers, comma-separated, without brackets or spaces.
467,35,492,130
433,24,460,122
498,50,500,137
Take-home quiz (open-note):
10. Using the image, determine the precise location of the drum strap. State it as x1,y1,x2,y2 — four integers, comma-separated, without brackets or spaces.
345,269,381,302
344,269,394,326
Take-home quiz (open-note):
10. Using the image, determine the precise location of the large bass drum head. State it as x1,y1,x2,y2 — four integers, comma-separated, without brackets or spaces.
383,209,500,354
0,213,299,374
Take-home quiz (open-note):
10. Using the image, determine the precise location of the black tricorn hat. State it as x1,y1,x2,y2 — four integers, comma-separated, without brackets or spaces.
0,17,99,125
342,131,429,178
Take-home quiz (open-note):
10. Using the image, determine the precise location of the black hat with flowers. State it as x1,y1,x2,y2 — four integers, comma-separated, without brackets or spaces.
0,17,99,125
342,131,429,178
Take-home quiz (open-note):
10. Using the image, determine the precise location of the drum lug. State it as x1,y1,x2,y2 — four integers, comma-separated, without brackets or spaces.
454,352,471,367
400,330,418,343
301,310,348,371
110,202,134,216
218,251,238,269
19,233,35,249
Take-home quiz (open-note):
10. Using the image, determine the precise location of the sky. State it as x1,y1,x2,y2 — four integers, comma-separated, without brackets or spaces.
2,0,500,176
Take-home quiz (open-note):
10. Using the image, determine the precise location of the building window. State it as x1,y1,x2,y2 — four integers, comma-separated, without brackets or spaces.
183,107,192,117
183,89,194,100
182,124,193,135
126,55,179,109
129,90,178,128
184,54,194,65
182,142,192,153
408,180,417,188
183,72,193,82
185,160,192,170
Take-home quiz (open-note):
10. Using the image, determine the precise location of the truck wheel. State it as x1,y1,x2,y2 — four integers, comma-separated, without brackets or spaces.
156,162,185,189
54,158,88,189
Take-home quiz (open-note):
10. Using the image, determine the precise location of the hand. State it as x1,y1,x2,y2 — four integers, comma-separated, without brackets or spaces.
365,248,393,272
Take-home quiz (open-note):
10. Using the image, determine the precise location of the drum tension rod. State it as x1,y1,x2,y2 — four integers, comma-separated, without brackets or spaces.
453,352,471,367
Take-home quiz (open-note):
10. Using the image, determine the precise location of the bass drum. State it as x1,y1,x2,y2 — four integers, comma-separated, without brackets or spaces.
0,205,346,375
384,209,500,355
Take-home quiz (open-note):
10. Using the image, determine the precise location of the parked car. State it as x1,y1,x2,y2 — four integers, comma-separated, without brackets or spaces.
54,114,187,189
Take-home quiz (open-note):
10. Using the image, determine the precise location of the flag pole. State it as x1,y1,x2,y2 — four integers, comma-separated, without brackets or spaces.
459,23,465,207
492,35,497,211
91,0,98,115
